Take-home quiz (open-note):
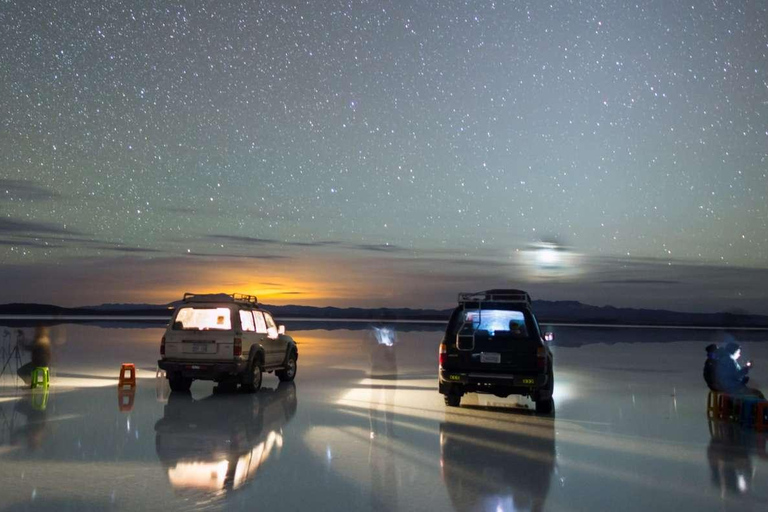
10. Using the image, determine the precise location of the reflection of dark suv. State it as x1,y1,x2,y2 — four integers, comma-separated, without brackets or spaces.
438,289,555,413
440,418,555,512
154,382,297,498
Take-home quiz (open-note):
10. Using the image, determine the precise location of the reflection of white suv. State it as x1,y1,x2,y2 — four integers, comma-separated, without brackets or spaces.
158,293,298,393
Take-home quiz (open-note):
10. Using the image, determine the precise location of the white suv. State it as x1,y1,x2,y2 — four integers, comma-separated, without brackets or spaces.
159,293,298,393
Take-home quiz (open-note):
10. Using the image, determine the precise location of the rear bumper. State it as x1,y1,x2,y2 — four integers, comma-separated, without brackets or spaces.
438,368,551,398
158,359,248,380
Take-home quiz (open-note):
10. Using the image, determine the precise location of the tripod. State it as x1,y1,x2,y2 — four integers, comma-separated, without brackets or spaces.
0,331,23,380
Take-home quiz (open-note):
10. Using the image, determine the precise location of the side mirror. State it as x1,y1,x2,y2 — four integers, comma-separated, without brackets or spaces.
278,325,285,335
544,332,554,343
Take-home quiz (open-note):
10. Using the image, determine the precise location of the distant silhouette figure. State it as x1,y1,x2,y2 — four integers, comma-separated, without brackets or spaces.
703,344,719,391
710,342,764,399
17,326,52,385
509,320,527,338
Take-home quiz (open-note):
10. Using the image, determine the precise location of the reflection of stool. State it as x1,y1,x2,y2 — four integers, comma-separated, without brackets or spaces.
719,394,734,420
757,401,768,432
707,391,722,418
155,368,169,403
731,396,744,422
31,367,50,389
117,388,135,412
740,397,760,426
31,387,50,410
118,363,136,389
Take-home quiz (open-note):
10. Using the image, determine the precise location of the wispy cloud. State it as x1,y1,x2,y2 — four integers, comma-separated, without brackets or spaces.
598,279,681,285
205,234,340,248
0,180,61,201
0,218,83,236
184,251,288,260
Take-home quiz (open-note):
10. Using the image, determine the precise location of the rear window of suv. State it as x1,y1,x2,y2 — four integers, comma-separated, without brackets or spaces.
173,307,232,331
460,309,529,338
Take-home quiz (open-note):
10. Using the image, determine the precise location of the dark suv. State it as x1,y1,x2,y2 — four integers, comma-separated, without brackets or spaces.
438,289,554,413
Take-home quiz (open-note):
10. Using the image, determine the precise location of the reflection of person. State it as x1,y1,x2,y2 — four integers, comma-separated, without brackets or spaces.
368,330,398,512
713,342,764,398
17,327,52,385
11,393,49,451
707,420,762,498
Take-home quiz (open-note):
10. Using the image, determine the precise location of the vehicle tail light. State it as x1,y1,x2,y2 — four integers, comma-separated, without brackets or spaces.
439,343,447,367
537,346,547,369
233,337,242,357
160,336,166,356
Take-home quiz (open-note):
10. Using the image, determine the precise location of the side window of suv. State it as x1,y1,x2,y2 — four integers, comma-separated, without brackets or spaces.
264,313,278,339
253,311,268,334
239,309,255,332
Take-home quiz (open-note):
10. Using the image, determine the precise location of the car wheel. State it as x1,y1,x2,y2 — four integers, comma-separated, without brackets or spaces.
444,394,461,407
276,352,297,382
535,398,554,414
242,360,263,393
168,372,192,393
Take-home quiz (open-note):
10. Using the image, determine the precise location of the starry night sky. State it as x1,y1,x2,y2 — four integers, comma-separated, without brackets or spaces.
1,1,767,312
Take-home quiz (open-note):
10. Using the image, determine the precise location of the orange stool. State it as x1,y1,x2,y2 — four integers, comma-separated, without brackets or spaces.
117,388,135,412
757,401,768,432
118,363,137,389
707,391,721,418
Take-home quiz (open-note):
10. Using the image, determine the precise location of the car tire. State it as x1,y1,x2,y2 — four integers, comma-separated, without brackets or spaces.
168,373,192,393
444,394,462,407
535,398,554,414
276,352,297,382
241,359,263,393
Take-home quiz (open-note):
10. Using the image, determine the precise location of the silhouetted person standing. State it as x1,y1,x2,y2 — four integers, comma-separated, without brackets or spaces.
703,344,719,391
17,326,52,385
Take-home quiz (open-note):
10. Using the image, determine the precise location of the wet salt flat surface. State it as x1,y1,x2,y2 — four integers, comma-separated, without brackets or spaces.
1,324,767,511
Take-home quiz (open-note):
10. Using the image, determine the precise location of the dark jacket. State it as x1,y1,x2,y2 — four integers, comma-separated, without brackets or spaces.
703,344,719,391
713,351,749,393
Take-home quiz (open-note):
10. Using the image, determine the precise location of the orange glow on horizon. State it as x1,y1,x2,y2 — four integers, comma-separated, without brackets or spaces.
137,255,380,306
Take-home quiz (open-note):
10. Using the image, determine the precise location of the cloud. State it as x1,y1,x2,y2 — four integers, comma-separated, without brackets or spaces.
0,218,84,236
204,234,341,248
0,238,63,248
598,279,681,285
353,243,407,253
184,251,288,260
0,179,61,201
93,245,165,254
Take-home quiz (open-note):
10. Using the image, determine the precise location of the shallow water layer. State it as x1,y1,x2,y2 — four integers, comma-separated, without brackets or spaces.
0,324,767,511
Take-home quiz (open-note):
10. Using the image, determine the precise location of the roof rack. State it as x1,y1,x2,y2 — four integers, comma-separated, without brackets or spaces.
182,292,259,305
458,290,532,306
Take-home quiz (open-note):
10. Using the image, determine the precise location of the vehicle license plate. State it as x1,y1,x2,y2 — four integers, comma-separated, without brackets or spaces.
480,352,501,363
192,343,208,354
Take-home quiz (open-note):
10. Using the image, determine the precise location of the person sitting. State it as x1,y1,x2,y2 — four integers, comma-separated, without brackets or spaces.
703,344,719,391
713,342,764,399
508,320,527,338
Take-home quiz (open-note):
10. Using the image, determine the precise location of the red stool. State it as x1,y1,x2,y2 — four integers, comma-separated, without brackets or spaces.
118,363,137,389
118,388,135,412
756,401,768,432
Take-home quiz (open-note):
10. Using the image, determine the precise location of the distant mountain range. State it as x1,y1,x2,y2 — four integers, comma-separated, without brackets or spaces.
1,300,768,328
